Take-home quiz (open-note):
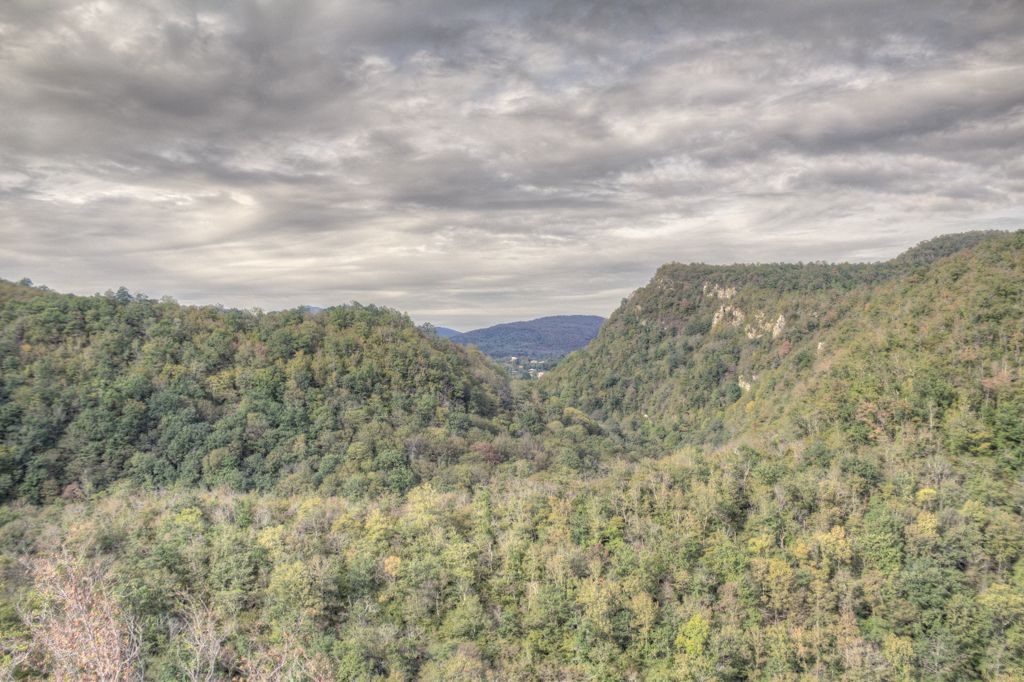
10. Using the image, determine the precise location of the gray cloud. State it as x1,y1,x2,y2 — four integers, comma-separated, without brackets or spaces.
1,0,1023,329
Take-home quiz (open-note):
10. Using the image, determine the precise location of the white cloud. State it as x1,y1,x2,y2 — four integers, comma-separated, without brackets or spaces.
0,0,1022,328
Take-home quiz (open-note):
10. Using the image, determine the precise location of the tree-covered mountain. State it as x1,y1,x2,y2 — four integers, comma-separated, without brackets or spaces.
1,230,1023,681
541,230,1016,450
447,314,605,358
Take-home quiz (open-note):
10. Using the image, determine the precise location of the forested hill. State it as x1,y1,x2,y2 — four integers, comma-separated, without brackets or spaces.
541,230,1022,450
447,314,605,358
0,286,518,501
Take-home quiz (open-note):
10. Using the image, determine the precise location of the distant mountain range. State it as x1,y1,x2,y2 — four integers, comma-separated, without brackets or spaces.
440,314,605,358
432,326,462,339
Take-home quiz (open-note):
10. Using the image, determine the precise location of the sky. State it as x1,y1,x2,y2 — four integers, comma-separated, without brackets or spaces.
1,1,1023,330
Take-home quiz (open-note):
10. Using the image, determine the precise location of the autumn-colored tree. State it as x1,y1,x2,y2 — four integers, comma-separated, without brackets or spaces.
20,553,141,681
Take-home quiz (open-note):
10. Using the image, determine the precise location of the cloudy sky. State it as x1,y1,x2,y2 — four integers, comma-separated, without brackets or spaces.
1,0,1022,329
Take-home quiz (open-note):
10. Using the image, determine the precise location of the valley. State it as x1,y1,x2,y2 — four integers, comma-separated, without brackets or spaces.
0,231,1021,680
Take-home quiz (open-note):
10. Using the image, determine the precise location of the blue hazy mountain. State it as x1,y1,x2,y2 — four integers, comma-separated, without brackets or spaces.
448,315,604,358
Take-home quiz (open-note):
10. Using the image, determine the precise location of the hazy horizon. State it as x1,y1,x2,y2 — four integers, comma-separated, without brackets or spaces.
5,229,1012,329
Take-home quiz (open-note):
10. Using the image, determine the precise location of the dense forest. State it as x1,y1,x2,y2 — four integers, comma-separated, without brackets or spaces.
1,230,1022,680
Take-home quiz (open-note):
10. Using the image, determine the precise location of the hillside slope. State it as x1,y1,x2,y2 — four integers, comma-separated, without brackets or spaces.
0,284,515,501
541,231,1019,450
774,231,1024,457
